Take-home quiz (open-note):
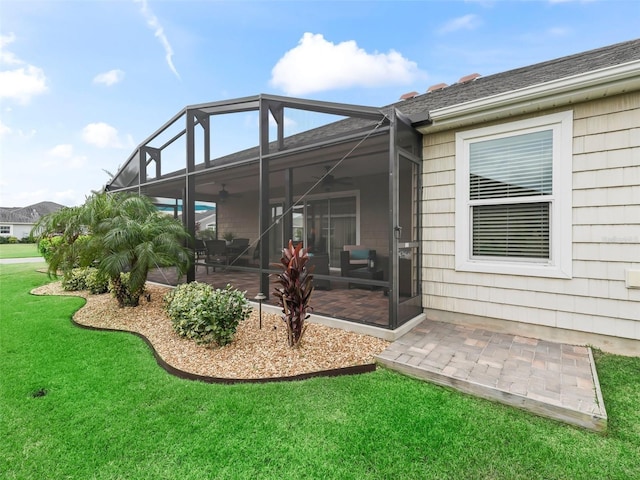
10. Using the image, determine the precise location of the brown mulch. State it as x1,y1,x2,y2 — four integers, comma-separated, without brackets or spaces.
31,282,390,380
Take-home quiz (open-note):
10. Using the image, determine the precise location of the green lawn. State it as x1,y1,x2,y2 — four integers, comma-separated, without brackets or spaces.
0,243,41,259
1,263,639,480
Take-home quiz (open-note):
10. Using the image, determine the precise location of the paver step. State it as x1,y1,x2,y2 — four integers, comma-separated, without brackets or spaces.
376,319,607,432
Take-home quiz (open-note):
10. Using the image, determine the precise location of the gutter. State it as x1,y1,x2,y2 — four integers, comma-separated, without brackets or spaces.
415,59,640,133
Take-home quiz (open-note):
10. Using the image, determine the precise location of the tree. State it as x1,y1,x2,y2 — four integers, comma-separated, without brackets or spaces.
33,192,191,307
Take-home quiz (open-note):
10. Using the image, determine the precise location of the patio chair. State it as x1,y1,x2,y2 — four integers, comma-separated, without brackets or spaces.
340,245,380,289
194,238,207,271
227,238,250,265
340,245,377,276
204,239,228,273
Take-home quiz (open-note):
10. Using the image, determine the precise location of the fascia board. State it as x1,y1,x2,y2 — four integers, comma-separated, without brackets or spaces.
418,60,640,133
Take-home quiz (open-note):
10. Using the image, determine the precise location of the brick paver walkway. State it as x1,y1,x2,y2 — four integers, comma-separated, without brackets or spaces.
376,318,607,431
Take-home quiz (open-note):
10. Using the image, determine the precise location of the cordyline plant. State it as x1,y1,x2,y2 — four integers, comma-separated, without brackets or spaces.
271,240,315,348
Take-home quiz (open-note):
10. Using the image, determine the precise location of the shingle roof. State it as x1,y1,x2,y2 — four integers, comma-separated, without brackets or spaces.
393,38,640,116
271,38,640,151
0,201,67,223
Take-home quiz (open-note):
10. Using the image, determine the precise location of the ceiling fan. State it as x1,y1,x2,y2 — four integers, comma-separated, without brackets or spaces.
215,184,241,203
315,165,353,191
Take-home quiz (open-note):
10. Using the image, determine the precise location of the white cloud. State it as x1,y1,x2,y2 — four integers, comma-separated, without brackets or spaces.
52,189,81,205
43,143,87,169
438,14,482,34
93,69,125,86
0,33,48,104
0,120,11,137
82,122,126,149
0,33,21,64
49,144,74,157
17,128,36,140
270,33,424,96
134,0,180,79
42,144,86,169
548,27,570,36
519,26,571,43
1,187,82,207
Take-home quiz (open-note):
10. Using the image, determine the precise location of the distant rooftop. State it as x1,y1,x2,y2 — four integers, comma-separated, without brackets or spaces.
0,201,67,223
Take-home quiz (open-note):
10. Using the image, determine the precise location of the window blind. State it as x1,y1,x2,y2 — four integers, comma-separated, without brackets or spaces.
472,202,550,258
469,130,553,199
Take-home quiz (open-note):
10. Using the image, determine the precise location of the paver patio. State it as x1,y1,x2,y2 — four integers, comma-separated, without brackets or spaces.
376,318,607,432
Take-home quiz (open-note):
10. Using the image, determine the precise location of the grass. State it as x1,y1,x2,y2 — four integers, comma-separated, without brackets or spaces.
1,262,639,479
0,243,41,259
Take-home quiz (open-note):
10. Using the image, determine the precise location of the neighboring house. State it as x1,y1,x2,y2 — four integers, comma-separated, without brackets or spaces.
0,202,66,239
107,38,640,352
196,211,217,234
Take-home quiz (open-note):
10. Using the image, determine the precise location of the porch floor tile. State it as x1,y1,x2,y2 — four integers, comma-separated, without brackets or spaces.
376,318,607,432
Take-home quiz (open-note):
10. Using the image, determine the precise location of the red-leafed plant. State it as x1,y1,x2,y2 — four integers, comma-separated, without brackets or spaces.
271,240,315,348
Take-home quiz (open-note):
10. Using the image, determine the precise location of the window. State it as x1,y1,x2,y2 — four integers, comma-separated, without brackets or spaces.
455,111,572,278
0,225,11,236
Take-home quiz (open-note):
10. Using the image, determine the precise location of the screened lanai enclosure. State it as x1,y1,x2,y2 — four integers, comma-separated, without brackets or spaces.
107,94,422,330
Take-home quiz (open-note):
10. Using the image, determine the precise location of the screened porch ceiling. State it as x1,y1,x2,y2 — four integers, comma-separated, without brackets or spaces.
136,130,391,204
107,94,395,204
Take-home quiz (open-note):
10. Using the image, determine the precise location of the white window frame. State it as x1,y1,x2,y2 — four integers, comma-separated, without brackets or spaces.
0,225,11,236
455,111,573,278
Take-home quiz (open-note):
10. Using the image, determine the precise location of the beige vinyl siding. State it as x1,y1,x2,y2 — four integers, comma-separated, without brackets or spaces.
422,92,640,341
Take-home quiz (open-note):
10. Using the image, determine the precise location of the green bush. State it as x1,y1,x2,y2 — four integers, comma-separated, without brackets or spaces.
61,267,108,293
7,236,18,244
38,234,92,273
19,235,35,244
86,268,109,294
38,236,63,263
0,236,7,244
164,282,251,346
62,267,90,291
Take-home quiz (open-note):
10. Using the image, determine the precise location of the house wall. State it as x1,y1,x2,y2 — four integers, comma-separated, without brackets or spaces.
10,224,33,239
421,91,640,343
215,172,390,268
216,191,260,242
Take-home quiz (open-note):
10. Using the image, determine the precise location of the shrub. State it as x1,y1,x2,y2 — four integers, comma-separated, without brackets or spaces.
38,236,64,263
271,240,314,348
7,236,18,244
164,282,251,347
86,268,109,294
62,267,90,291
109,272,145,307
0,236,7,244
197,229,216,241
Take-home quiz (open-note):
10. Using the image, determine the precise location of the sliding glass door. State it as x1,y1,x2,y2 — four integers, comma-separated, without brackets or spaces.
306,196,356,266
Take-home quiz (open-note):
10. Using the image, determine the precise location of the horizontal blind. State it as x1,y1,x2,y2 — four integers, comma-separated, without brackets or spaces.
470,130,553,199
472,202,550,258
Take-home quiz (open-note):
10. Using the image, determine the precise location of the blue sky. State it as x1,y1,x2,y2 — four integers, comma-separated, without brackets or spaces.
1,0,638,207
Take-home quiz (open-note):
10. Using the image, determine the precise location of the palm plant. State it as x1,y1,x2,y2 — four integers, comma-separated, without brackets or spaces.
33,192,191,307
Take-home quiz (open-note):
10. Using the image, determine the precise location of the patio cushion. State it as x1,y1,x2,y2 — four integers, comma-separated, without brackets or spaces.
350,249,369,260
